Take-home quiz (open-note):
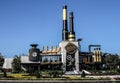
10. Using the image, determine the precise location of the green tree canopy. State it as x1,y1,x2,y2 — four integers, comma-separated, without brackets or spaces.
103,53,120,69
12,55,21,73
0,53,4,69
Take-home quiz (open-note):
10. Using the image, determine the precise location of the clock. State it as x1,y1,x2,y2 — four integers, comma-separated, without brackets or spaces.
32,52,37,57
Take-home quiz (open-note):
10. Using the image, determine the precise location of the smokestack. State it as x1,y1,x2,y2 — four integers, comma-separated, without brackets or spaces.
68,12,75,41
62,5,68,41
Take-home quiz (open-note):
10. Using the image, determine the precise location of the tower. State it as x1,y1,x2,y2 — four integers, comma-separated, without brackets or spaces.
29,44,40,61
60,5,79,73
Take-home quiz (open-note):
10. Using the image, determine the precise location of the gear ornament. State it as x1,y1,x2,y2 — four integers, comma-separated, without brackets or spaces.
65,43,77,54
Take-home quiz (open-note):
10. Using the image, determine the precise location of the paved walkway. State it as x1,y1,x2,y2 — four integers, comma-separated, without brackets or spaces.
86,75,120,81
0,79,119,83
1,75,120,83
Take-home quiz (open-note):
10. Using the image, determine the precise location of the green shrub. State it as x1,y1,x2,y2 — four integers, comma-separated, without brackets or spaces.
3,71,7,77
48,71,52,77
35,71,41,78
52,70,58,77
59,71,64,77
81,71,86,78
117,68,120,73
48,70,63,78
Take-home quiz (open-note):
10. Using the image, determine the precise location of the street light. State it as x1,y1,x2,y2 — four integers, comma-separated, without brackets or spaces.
77,38,82,52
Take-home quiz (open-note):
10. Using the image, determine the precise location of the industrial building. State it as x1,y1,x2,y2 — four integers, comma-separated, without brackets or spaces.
3,5,102,74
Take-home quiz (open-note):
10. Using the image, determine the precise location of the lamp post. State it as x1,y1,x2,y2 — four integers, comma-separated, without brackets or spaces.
77,38,82,52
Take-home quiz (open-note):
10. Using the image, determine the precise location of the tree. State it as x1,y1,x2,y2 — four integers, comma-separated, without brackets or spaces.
12,55,21,73
104,53,119,70
0,53,4,69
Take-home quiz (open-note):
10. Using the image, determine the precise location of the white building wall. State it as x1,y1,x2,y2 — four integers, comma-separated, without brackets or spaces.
59,41,79,72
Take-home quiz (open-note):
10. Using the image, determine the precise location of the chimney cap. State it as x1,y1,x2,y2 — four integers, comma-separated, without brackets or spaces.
69,12,74,18
30,44,38,48
63,5,67,9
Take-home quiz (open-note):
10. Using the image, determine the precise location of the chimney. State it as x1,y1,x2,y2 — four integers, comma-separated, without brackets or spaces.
68,12,75,41
62,5,68,41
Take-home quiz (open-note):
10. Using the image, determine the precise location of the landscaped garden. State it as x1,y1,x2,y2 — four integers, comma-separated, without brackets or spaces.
0,70,116,80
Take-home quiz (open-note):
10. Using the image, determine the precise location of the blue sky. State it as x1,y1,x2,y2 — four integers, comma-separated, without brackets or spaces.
0,0,120,57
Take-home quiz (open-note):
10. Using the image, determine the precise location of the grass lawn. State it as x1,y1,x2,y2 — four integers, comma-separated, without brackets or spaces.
0,73,3,78
8,73,36,79
0,73,116,80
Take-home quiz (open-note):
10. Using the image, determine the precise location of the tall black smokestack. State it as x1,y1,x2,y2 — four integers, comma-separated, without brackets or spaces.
68,12,75,41
62,5,68,41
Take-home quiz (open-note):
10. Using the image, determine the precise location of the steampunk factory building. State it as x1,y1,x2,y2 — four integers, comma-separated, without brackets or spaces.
3,5,102,74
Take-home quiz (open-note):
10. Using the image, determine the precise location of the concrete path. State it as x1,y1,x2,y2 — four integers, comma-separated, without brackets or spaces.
86,75,120,81
0,80,119,83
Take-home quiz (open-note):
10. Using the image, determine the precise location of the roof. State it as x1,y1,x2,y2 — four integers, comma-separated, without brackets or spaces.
2,58,13,69
21,55,40,64
80,52,92,56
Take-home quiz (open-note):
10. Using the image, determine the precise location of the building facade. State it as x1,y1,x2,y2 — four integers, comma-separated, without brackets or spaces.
20,5,102,73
